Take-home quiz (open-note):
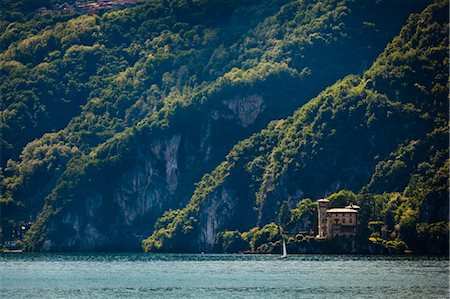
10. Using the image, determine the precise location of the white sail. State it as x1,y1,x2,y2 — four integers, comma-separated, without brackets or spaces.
281,239,287,258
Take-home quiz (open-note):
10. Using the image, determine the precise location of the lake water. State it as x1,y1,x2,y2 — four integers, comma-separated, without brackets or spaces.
1,253,448,298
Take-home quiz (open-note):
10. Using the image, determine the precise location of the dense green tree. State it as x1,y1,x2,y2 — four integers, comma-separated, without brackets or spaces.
0,0,445,253
213,230,249,253
145,0,448,254
278,201,291,229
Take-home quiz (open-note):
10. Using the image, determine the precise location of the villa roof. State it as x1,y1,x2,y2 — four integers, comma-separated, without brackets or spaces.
346,204,360,209
317,199,329,202
326,208,358,213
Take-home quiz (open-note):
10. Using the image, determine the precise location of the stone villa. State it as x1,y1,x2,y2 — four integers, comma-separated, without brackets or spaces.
317,199,359,238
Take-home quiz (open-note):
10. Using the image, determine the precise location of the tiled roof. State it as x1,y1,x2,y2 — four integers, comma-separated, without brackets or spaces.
326,208,358,213
317,199,330,202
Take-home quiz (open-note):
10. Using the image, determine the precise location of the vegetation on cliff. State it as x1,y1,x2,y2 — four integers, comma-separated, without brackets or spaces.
0,0,446,253
143,0,449,254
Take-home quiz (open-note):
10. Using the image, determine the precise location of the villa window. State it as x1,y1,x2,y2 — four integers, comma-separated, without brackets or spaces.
349,218,352,223
342,218,346,224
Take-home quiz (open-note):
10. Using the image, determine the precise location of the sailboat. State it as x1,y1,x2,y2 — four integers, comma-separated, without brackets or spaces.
281,239,288,259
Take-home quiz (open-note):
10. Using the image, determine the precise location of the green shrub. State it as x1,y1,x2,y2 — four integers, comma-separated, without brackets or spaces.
213,230,249,253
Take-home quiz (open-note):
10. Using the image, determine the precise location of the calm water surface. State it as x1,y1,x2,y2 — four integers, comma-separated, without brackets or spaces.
1,253,448,298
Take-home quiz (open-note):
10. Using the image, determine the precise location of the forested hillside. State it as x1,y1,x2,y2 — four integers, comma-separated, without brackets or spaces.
1,0,445,253
143,0,449,254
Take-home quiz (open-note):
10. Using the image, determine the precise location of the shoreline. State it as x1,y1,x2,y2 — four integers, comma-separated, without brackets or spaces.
2,250,448,256
1,249,24,253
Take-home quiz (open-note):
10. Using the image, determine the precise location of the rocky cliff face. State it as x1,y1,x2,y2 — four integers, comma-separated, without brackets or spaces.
16,0,438,252
196,184,237,251
220,95,265,128
35,88,302,251
144,0,449,253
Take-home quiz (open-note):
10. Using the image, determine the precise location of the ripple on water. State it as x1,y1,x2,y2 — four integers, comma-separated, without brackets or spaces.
0,253,448,298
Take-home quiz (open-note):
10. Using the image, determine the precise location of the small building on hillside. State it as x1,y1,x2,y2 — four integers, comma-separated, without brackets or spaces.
316,199,359,239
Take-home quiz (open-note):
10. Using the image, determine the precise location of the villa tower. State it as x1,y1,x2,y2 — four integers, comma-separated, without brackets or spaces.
317,199,329,238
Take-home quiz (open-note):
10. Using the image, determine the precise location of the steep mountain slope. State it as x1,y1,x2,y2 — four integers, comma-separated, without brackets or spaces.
0,0,430,251
143,0,448,253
